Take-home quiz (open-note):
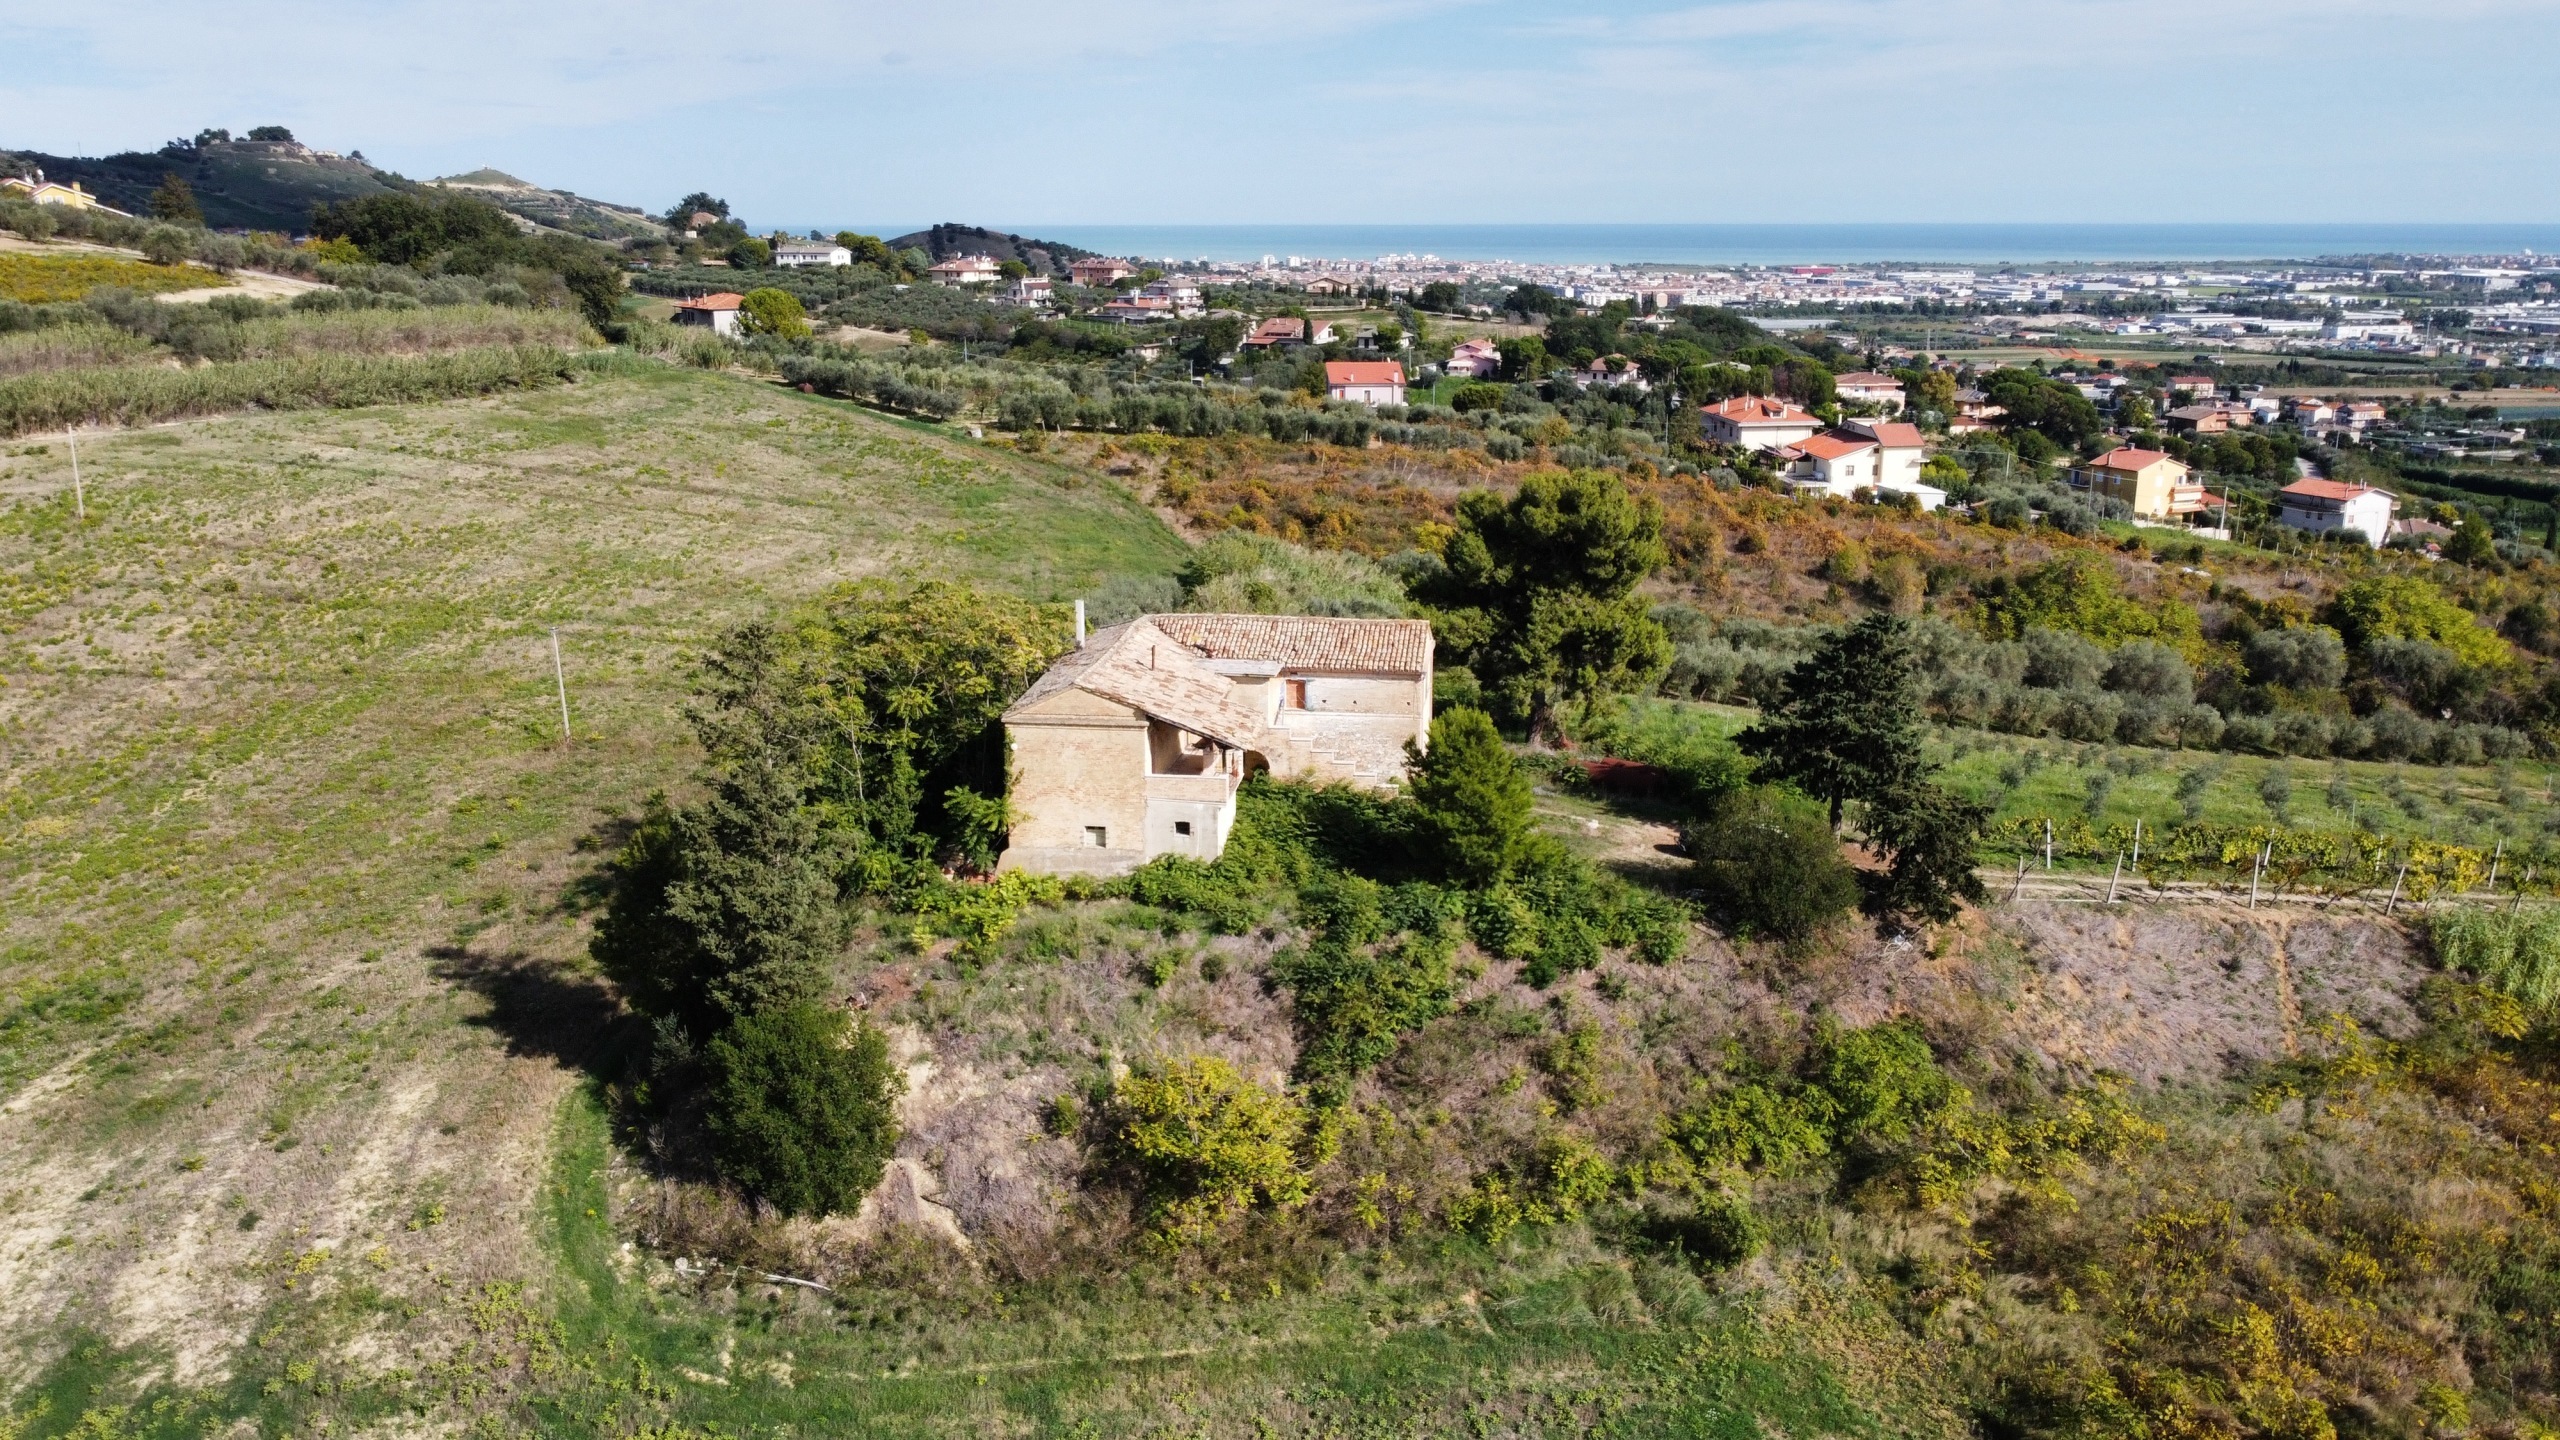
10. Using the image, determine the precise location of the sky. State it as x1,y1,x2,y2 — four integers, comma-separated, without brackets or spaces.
6,0,2559,228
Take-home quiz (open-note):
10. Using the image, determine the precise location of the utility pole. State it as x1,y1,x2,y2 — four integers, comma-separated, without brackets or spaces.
67,427,84,521
550,628,571,743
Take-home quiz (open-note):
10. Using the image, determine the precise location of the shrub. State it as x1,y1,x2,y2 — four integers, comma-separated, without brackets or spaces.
1110,1056,1312,1245
1274,876,1456,1099
702,1005,902,1218
2430,906,2560,1010
1637,1189,1761,1269
1811,1020,1955,1149
1686,786,1859,945
2244,625,2347,690
1675,1081,1832,1174
1407,707,1535,885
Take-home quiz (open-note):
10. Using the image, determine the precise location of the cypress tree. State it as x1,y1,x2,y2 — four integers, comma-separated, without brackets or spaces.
1406,706,1534,886
1740,613,1926,830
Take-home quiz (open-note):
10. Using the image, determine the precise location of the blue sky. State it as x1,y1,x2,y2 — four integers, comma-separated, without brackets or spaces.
6,0,2558,227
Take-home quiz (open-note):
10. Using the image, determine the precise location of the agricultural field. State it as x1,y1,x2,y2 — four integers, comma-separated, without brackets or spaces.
0,252,224,305
3,324,2559,1439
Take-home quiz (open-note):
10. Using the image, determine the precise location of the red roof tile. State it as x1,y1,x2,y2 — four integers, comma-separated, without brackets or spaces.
2281,479,2392,503
1861,422,1926,448
674,292,745,310
1796,433,1877,460
1703,396,1818,426
2088,447,2178,470
1326,361,1405,386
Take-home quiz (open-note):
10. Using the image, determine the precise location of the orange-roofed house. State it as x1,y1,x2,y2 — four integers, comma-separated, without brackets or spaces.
1699,395,1822,451
1780,421,1943,509
998,614,1435,875
1832,371,1905,411
2278,478,2396,547
671,291,746,337
1326,360,1406,407
2070,447,2206,522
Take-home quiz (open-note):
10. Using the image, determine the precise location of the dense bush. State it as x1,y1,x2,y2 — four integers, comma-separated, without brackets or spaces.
1407,707,1537,885
1685,786,1860,945
1273,874,1457,1100
1109,1055,1313,1245
702,1005,901,1218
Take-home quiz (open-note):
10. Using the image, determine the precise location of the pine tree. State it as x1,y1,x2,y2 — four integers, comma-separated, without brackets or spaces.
1865,782,1992,928
1406,706,1534,886
1740,613,1926,830
149,172,201,224
703,1005,901,1217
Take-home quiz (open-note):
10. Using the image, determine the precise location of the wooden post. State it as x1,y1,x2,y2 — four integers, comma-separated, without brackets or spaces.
2384,859,2406,916
2106,849,2124,904
2249,842,2268,908
2130,818,2142,870
549,628,571,743
2011,856,2028,902
2044,818,2053,871
67,427,84,521
2487,838,2503,893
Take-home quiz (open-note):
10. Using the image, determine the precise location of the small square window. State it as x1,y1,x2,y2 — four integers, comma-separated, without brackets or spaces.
1174,820,1193,836
1084,825,1108,847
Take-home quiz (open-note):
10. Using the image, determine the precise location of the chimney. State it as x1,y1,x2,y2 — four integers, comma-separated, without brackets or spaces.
1074,599,1087,647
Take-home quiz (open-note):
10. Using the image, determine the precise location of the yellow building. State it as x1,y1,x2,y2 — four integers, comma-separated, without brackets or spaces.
1,173,125,214
2072,446,2206,520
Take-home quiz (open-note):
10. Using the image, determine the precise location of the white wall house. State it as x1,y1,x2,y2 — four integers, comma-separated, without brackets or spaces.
1699,396,1822,451
774,242,852,268
1325,360,1405,407
2277,479,2396,547
670,292,744,337
1780,422,1943,509
1831,371,1905,410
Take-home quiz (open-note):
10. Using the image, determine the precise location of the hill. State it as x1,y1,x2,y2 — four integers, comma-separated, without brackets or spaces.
427,168,664,242
887,222,1103,275
0,136,661,241
0,136,397,231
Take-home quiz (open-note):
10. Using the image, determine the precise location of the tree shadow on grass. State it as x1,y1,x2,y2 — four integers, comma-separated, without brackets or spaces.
428,941,640,1080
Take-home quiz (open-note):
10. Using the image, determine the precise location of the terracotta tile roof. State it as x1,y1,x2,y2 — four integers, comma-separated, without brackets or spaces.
1151,613,1434,675
1860,421,1926,448
1326,361,1406,387
2088,446,2178,471
1832,371,1901,388
674,292,745,310
1795,433,1877,461
2281,479,2394,504
1005,620,1269,748
1703,396,1819,426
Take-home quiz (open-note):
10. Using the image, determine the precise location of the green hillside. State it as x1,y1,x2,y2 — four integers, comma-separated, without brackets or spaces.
1,138,397,231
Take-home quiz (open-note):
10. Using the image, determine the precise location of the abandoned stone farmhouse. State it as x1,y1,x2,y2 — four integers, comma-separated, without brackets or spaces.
997,613,1435,875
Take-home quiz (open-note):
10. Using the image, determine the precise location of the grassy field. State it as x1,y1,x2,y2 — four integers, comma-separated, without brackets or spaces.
0,363,1188,1412
0,363,1963,1437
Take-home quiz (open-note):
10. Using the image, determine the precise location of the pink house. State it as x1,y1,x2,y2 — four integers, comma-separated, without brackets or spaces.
1445,339,1501,379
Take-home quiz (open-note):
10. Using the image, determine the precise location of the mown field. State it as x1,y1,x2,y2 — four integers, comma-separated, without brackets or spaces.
0,364,1960,1438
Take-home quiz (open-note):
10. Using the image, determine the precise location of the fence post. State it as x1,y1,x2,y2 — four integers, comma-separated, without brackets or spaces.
2044,818,2053,871
2487,838,2503,894
2130,818,2142,870
2106,849,2124,904
2384,860,2406,917
2011,856,2028,902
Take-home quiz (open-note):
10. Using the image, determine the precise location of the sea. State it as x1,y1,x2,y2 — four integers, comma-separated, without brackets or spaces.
787,222,2560,267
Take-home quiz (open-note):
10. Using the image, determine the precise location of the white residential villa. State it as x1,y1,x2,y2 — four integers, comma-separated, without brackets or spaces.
2278,479,2396,547
1777,420,1942,509
1699,396,1823,451
998,613,1434,876
774,241,852,268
